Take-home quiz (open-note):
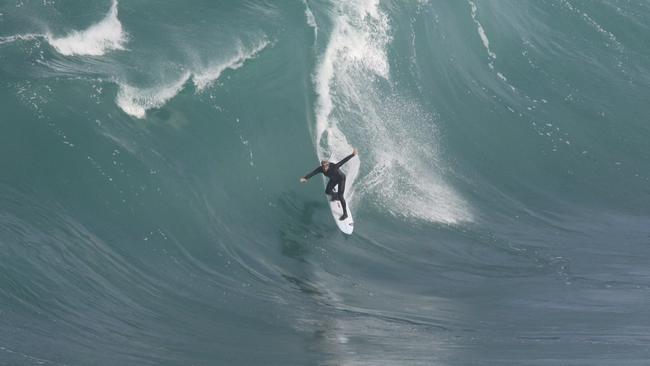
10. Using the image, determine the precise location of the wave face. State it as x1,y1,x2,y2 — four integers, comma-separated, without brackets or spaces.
1,0,650,364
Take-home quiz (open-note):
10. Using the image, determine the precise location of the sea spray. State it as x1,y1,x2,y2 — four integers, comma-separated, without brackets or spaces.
313,0,471,223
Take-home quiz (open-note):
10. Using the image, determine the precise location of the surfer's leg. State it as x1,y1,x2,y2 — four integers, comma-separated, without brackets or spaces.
338,178,348,220
325,179,337,201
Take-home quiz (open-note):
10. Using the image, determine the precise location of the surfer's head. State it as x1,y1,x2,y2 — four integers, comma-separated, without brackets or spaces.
321,160,330,172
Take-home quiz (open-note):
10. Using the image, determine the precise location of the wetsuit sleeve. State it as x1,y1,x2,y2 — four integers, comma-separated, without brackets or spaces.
334,153,355,168
303,166,323,180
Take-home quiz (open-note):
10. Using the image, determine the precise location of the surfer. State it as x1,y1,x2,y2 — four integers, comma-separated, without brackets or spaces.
300,148,358,221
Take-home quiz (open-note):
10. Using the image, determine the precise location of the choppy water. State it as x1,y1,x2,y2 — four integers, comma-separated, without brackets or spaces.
1,0,650,365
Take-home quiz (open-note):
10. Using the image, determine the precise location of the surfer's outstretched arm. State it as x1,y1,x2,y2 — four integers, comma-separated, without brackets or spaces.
301,166,323,182
334,149,358,168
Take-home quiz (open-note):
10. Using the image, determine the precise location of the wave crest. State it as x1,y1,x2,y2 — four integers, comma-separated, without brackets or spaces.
192,40,269,92
116,41,268,118
46,0,126,56
115,73,191,119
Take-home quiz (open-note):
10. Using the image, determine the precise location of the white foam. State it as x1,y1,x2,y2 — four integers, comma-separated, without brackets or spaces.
303,0,318,38
192,40,269,92
0,33,40,45
469,1,496,62
312,0,472,224
115,73,191,119
46,0,126,56
314,0,390,141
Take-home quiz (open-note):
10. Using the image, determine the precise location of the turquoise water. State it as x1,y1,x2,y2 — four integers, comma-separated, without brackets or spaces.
1,0,650,364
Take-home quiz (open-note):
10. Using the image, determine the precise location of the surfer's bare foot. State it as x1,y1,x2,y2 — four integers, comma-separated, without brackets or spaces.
339,213,348,221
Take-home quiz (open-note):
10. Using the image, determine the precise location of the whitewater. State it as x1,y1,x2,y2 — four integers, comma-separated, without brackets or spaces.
1,0,650,365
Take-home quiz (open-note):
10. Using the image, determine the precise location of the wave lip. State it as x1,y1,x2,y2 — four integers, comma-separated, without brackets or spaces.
116,41,268,119
192,40,269,92
46,0,126,56
115,73,191,119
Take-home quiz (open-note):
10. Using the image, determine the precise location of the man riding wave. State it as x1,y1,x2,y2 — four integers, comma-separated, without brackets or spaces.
300,148,358,221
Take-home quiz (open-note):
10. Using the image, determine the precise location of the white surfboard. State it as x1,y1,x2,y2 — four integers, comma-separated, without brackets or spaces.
329,186,354,235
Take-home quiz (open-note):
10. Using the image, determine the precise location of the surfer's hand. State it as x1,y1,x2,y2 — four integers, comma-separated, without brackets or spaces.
353,148,358,156
300,177,307,183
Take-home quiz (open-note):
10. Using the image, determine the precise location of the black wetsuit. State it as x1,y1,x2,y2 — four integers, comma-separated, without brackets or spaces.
303,153,355,218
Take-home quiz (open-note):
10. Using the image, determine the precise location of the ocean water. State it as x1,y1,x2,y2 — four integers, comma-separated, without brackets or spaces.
1,0,650,364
